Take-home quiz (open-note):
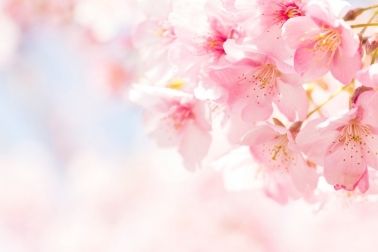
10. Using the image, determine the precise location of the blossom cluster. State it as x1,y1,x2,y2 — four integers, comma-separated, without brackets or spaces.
130,0,378,200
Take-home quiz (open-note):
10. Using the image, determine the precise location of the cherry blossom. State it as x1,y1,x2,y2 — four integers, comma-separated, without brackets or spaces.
132,4,177,75
209,51,308,123
282,1,362,83
130,85,212,170
167,0,245,81
297,106,378,192
244,122,318,199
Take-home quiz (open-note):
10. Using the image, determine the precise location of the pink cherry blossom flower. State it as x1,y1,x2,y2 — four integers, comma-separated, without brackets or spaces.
168,0,244,79
131,0,177,76
233,0,307,60
132,17,176,74
201,18,241,59
209,51,308,123
297,106,378,192
130,85,212,171
243,122,318,199
282,2,362,83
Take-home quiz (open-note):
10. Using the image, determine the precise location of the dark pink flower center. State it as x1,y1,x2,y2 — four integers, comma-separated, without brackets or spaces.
205,32,228,55
272,2,304,25
281,2,304,20
156,21,176,40
171,104,194,129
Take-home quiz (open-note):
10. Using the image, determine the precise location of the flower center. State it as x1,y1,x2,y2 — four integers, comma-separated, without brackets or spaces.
339,122,371,145
156,22,175,39
237,63,280,104
171,104,194,129
272,2,304,25
314,29,341,53
283,3,303,19
271,135,290,161
254,64,279,89
167,79,185,90
205,34,227,55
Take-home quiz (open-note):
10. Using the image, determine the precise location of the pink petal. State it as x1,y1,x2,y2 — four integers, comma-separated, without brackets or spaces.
263,175,291,204
324,143,367,191
243,125,277,147
209,65,240,88
289,154,318,194
331,48,362,84
241,102,273,122
296,119,339,165
356,171,369,193
148,115,181,147
306,1,338,26
263,172,300,204
226,110,255,144
364,132,378,170
192,101,211,131
209,61,259,104
294,40,333,80
357,91,378,127
178,122,211,171
340,23,359,57
252,25,291,60
282,16,320,48
275,81,308,121
132,20,163,47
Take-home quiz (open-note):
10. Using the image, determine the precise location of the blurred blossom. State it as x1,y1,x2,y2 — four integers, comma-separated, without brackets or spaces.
74,0,137,42
0,11,19,67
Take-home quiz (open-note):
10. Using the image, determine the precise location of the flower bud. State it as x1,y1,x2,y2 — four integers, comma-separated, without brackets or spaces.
343,8,364,21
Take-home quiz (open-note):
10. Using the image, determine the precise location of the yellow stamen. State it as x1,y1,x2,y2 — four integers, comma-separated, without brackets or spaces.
271,135,290,161
314,29,341,53
286,7,302,18
167,79,185,90
255,64,279,88
339,122,371,145
207,38,220,49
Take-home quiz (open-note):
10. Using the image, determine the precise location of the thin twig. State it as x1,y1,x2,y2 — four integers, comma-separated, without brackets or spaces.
306,83,353,119
362,4,378,12
360,11,378,36
372,49,378,64
352,23,378,29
